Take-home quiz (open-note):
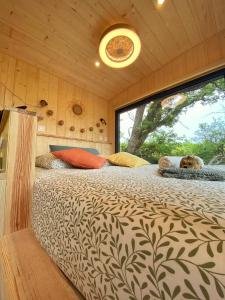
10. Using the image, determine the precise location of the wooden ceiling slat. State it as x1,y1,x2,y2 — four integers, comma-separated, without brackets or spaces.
8,0,130,84
104,0,168,66
188,0,218,40
0,26,112,92
133,0,181,60
0,0,224,100
46,1,145,88
157,0,191,53
212,0,225,32
0,7,135,95
173,0,203,46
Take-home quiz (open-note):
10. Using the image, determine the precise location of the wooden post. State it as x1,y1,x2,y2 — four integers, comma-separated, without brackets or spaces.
0,108,37,236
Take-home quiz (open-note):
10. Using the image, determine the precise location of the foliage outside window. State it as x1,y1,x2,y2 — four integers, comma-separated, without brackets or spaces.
118,76,225,166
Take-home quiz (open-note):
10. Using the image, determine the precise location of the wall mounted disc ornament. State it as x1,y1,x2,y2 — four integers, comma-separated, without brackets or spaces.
46,110,54,116
72,104,83,116
39,99,48,107
58,120,64,126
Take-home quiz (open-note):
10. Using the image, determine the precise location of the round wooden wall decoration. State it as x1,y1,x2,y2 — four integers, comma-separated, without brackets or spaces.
47,110,54,116
37,115,44,121
89,127,93,131
72,104,83,116
39,99,48,107
70,126,75,131
58,120,64,126
80,128,85,133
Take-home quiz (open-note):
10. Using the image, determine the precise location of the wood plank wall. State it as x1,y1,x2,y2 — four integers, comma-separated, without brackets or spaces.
108,30,225,148
0,109,37,235
0,52,113,154
0,175,6,235
36,135,113,157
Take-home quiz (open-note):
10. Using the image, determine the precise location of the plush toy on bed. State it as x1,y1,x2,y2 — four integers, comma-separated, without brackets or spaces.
180,155,204,170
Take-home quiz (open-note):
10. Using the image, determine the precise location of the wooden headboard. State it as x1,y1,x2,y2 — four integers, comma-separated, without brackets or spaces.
36,133,113,157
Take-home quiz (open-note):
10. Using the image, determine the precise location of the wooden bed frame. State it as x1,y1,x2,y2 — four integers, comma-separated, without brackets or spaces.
0,229,84,300
36,132,113,157
0,108,37,236
0,109,94,299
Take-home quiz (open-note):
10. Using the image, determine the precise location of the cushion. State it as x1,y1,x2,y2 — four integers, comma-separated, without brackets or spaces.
52,148,106,169
158,156,183,168
35,153,72,169
108,152,149,168
49,145,99,155
159,167,225,181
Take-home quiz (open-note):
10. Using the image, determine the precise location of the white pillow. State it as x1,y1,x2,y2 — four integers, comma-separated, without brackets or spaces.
158,156,183,169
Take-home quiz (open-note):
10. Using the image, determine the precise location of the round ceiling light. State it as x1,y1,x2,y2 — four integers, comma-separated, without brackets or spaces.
99,24,141,68
161,94,187,109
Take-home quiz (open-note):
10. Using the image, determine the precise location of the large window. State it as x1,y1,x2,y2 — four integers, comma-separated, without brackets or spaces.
116,70,225,166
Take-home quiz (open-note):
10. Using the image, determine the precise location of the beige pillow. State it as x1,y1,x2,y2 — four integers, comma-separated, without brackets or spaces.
35,153,72,169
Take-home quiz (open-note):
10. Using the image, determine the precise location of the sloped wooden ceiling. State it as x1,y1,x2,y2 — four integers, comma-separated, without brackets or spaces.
0,0,225,100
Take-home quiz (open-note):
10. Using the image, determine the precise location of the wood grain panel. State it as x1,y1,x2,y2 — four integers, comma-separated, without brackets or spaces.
36,134,113,157
8,113,36,232
0,178,6,235
0,229,84,300
111,30,225,109
0,52,111,151
109,29,225,148
0,109,37,236
0,0,224,99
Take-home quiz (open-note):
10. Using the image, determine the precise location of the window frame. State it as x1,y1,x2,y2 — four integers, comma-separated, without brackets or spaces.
115,68,225,152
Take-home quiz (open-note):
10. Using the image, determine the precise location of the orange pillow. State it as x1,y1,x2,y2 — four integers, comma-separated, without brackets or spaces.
52,148,106,169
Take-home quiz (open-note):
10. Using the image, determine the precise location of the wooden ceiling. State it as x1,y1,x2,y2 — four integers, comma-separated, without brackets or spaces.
0,0,225,100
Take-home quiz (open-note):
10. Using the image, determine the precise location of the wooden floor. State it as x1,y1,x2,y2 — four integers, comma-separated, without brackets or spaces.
0,229,85,300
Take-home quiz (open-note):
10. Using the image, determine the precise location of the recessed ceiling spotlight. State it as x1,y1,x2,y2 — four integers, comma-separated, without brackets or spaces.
95,61,100,67
158,0,165,5
99,24,141,68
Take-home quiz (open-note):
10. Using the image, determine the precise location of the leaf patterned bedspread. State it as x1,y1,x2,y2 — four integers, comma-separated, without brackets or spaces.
32,165,225,300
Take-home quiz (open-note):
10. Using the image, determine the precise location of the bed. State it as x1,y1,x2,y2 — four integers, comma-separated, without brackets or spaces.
32,165,225,300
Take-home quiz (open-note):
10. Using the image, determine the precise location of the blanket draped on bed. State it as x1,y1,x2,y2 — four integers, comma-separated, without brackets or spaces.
159,167,225,181
33,165,225,300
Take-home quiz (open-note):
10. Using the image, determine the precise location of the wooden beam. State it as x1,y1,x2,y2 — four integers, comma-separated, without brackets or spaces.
0,109,37,236
0,229,84,300
37,132,112,145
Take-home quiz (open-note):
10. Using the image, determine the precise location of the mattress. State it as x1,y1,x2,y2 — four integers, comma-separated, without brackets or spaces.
32,165,225,300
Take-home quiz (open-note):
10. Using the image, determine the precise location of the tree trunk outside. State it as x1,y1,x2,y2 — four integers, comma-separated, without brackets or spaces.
126,104,146,153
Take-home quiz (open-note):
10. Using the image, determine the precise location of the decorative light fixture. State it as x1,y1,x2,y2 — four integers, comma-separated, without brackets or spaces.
99,24,141,68
157,0,165,5
95,61,100,67
154,0,166,9
161,94,187,109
